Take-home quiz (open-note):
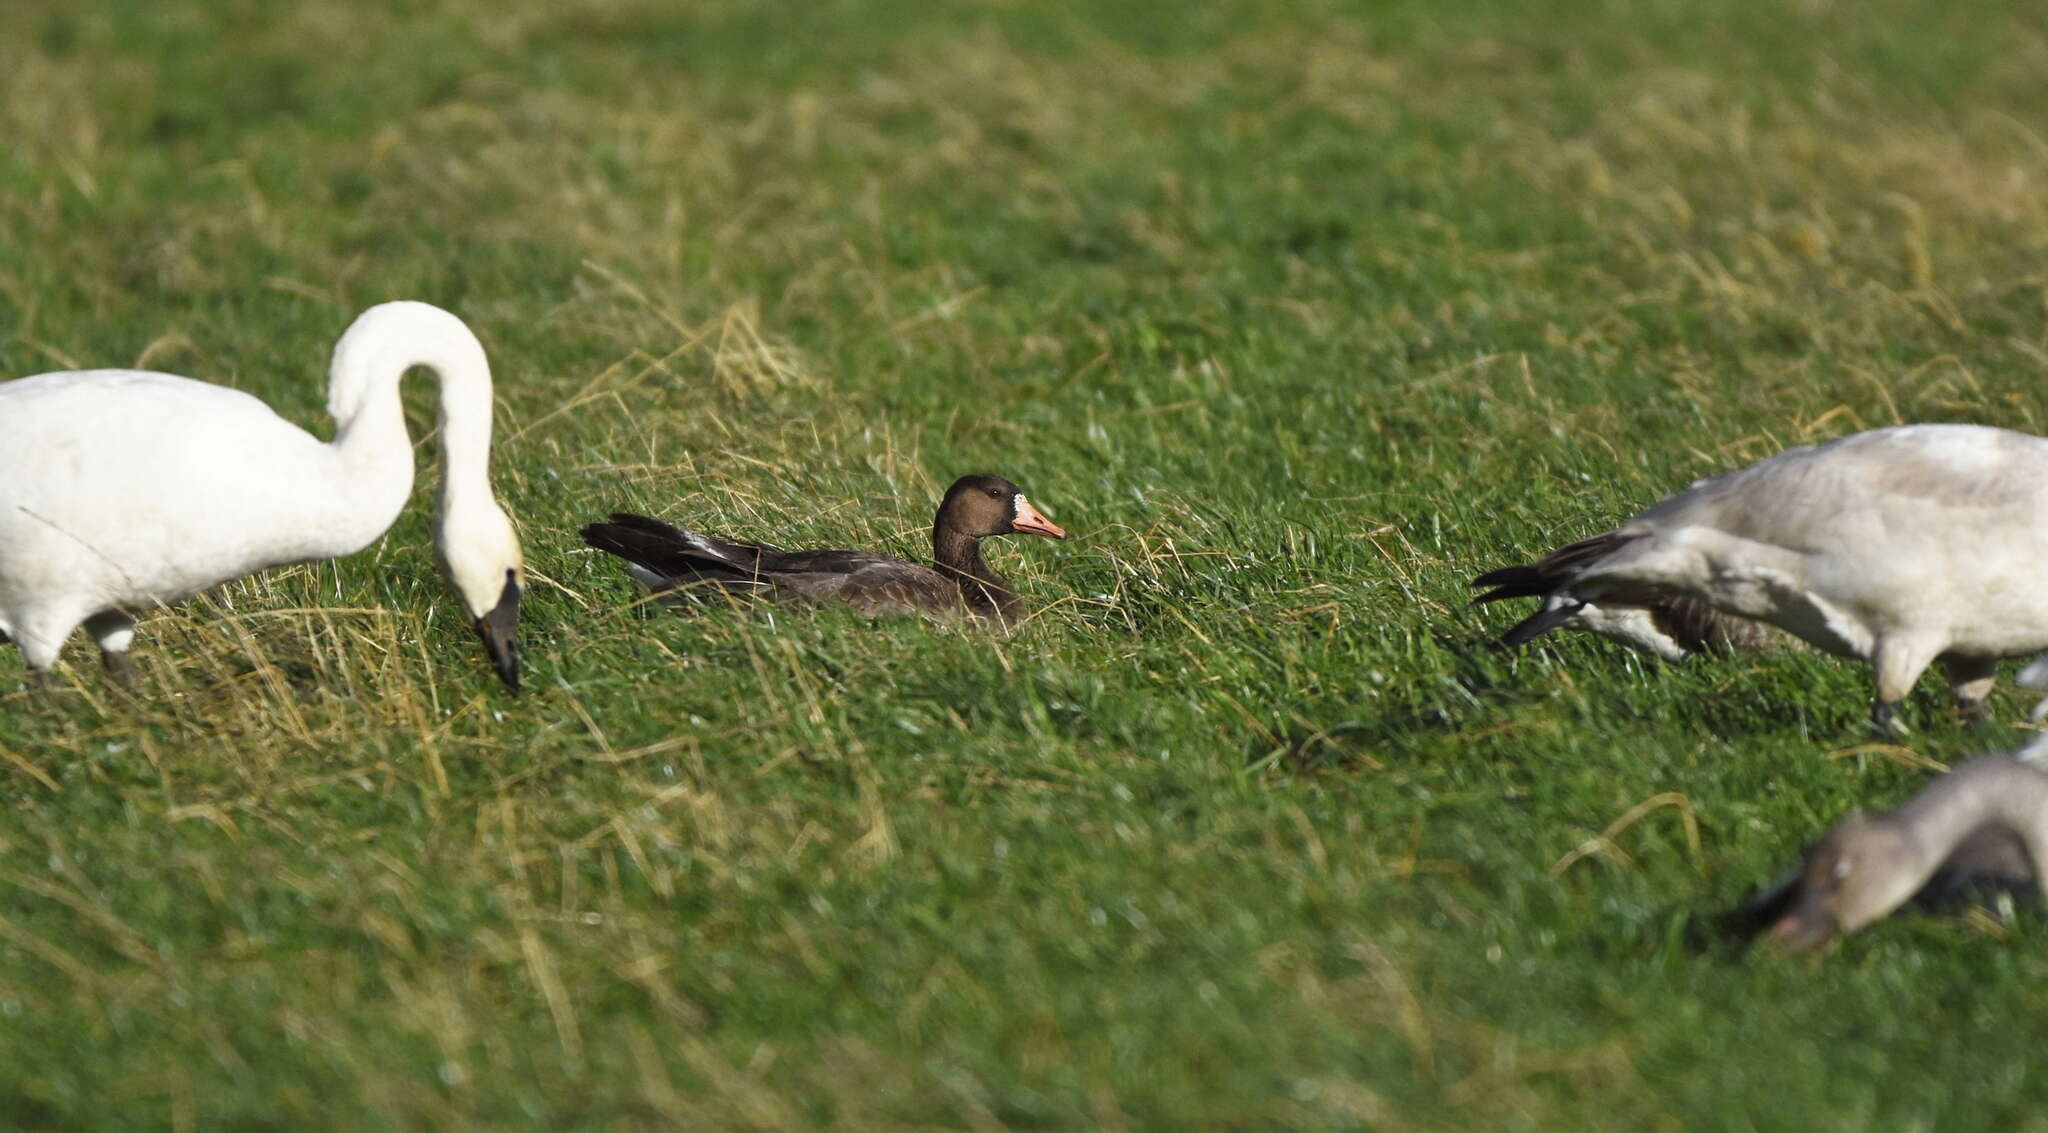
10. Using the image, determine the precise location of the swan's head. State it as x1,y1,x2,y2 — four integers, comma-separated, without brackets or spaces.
436,500,524,692
1769,814,1921,954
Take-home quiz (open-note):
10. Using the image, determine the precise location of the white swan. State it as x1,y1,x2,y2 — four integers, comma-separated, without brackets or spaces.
0,301,523,690
1751,756,2048,954
1477,424,2048,732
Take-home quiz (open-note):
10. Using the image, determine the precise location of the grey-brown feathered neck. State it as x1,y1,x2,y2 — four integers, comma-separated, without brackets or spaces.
1888,758,2048,851
934,526,1019,622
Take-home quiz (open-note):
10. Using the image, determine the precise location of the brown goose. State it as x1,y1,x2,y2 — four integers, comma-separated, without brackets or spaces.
581,474,1065,624
1733,754,2048,955
1474,532,1788,662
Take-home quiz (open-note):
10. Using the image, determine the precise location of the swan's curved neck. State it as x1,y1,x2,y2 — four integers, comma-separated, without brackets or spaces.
323,302,500,547
1888,758,2048,899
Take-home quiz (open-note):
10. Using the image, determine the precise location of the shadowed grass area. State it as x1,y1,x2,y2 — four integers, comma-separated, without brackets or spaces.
6,0,2048,1127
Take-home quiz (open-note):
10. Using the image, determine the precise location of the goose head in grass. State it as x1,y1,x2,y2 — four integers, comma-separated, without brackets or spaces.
1768,813,1932,954
1757,757,2048,955
934,474,1066,542
928,473,1066,621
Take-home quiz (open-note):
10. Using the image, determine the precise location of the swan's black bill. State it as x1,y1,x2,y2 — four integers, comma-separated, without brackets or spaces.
474,571,522,692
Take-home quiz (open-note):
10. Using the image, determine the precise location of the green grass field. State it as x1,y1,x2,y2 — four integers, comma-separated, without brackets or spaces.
6,0,2048,1127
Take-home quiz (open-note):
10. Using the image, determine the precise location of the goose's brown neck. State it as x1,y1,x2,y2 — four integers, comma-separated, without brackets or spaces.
934,526,1019,622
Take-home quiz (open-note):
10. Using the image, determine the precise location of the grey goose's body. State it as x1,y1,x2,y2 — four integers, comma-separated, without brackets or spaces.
1474,424,2048,731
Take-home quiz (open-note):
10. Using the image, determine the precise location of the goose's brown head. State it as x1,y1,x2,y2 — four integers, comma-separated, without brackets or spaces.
1770,813,1921,955
937,474,1066,541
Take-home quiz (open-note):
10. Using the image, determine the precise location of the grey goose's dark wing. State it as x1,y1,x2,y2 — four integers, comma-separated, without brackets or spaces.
1475,530,1778,655
1471,531,1643,605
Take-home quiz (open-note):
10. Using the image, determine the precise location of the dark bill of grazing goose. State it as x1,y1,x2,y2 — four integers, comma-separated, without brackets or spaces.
1726,755,2048,955
1473,532,1786,663
581,474,1066,625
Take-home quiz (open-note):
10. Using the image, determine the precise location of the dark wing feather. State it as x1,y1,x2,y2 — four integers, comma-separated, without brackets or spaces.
1475,529,1787,655
1471,530,1642,603
757,548,918,575
588,512,926,578
584,512,959,618
581,513,776,578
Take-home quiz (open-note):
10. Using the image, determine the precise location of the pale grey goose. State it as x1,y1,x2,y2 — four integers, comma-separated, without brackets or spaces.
1476,424,2048,732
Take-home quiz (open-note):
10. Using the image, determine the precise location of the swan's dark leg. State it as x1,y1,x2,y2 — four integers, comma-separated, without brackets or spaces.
83,612,138,690
1941,655,1998,725
100,650,139,689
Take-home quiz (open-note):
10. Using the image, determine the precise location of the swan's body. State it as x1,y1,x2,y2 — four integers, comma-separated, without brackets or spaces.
1746,757,2048,954
0,301,523,689
1478,424,2048,730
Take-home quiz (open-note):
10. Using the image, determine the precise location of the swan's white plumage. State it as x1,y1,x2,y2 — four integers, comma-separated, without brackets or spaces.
1528,423,2048,728
0,300,523,687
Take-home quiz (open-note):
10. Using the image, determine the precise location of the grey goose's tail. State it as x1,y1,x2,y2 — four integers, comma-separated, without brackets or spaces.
1470,530,1641,605
1471,531,1639,648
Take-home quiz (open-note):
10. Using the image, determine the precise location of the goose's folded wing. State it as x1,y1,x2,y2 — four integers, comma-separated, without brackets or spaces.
763,561,957,616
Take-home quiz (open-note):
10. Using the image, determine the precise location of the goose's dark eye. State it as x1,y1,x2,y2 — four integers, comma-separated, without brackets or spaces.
987,488,1003,499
